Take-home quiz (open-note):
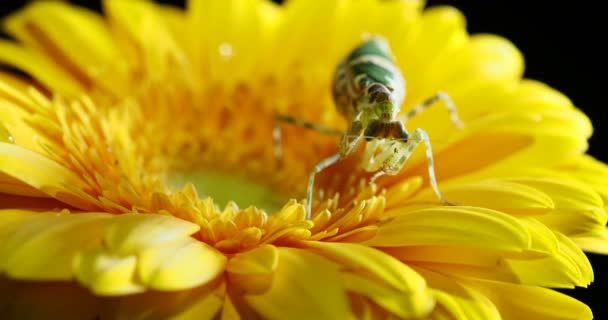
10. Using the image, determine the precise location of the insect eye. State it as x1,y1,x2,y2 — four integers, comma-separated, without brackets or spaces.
364,127,375,141
364,120,381,141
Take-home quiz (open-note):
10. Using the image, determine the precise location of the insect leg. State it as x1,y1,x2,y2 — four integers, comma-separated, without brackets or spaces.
339,120,363,157
408,128,452,205
305,153,341,219
273,114,342,164
399,91,464,128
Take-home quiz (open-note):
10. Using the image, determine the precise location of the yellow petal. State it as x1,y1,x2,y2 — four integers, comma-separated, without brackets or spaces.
443,34,523,93
460,278,593,320
186,0,270,87
307,241,434,318
138,237,226,291
367,206,530,251
398,5,467,104
4,1,123,95
171,291,224,320
414,179,554,215
107,282,224,320
510,177,606,236
0,142,97,210
0,171,48,198
245,247,352,320
226,244,278,294
0,123,13,143
404,131,533,184
103,213,200,255
572,229,608,254
73,247,143,296
506,232,593,288
460,80,574,124
104,0,186,80
558,154,608,206
0,210,109,280
414,267,501,320
0,40,84,96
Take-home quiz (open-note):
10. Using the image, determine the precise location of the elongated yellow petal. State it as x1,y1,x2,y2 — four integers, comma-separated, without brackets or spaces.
0,41,84,95
414,267,501,320
0,210,109,280
226,244,278,294
398,6,467,104
506,232,593,288
170,290,225,320
510,177,606,235
572,229,608,254
138,237,226,291
307,241,434,318
368,206,530,251
558,154,608,207
460,278,593,320
245,247,352,320
103,0,186,81
414,179,554,215
3,1,123,95
0,142,97,210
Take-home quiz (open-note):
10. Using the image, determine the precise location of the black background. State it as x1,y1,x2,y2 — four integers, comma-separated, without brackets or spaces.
1,0,606,318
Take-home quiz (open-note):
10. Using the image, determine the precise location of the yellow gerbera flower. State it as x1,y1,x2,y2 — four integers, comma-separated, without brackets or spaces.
0,0,606,319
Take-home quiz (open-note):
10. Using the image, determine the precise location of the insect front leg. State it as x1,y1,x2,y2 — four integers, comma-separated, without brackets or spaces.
339,120,363,157
305,153,341,219
407,128,452,205
400,91,464,129
273,114,342,165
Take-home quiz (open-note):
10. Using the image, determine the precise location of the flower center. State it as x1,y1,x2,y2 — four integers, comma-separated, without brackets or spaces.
169,168,289,213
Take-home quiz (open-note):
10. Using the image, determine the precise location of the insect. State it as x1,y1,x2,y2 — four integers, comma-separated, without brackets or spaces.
274,36,464,219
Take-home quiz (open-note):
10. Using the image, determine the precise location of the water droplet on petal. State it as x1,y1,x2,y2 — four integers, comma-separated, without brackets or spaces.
0,124,14,144
218,42,234,60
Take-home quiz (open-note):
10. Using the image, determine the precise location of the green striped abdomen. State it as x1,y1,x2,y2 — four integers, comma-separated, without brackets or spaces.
332,37,406,119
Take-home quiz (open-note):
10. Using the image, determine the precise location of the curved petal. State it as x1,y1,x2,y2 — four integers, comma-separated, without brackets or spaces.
397,5,467,104
506,232,593,288
572,228,608,254
459,277,593,320
226,244,278,294
307,241,435,318
367,206,530,251
413,179,555,215
0,142,98,210
245,247,352,320
0,41,84,96
73,248,144,296
3,1,124,95
138,237,226,291
508,177,606,236
414,267,501,320
0,210,109,280
558,154,608,207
